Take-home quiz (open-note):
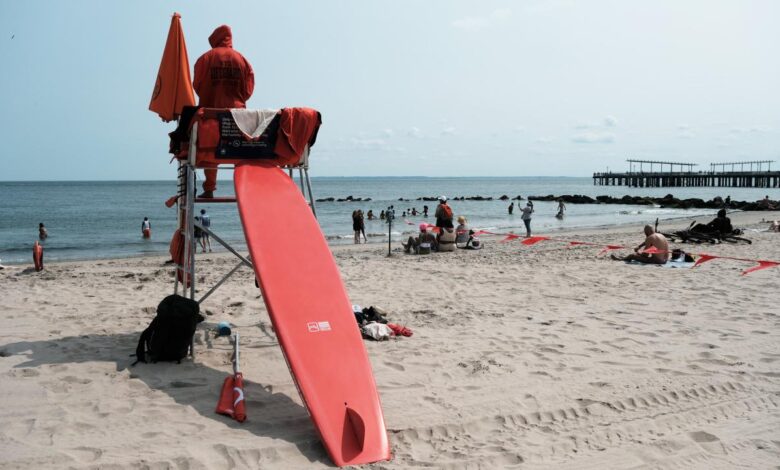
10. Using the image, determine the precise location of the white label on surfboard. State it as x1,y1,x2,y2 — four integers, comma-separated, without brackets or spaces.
307,321,331,333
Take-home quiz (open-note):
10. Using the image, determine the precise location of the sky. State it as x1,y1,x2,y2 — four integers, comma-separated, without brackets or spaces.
0,0,778,180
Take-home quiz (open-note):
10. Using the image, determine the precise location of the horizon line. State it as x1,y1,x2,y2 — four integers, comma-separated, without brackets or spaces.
0,175,590,183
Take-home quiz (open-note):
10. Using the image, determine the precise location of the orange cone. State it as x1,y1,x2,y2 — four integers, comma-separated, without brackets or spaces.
215,375,236,418
232,372,246,422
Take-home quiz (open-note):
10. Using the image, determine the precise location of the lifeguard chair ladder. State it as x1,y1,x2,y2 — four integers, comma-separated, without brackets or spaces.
171,121,318,308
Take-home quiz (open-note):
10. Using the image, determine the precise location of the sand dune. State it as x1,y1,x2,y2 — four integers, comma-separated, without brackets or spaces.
1,212,779,469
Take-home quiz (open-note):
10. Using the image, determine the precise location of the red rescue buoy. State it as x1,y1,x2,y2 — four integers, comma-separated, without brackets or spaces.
33,241,43,271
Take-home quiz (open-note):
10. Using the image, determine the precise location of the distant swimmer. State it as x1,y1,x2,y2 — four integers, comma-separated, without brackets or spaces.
38,223,48,240
141,217,152,238
508,202,514,215
423,205,429,217
367,210,374,220
556,199,566,218
611,225,669,264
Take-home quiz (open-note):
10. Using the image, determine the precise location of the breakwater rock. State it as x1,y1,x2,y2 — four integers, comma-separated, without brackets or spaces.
528,194,778,211
315,196,372,202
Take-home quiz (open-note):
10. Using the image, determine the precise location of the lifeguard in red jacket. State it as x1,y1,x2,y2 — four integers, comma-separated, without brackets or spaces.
193,25,255,198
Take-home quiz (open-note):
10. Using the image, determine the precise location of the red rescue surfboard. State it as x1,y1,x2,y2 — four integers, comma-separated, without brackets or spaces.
33,241,43,271
234,162,390,466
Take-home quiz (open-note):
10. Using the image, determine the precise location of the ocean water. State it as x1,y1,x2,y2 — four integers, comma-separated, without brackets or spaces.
0,177,773,265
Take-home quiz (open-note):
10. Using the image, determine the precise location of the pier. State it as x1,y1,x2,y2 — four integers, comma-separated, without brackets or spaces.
593,159,780,188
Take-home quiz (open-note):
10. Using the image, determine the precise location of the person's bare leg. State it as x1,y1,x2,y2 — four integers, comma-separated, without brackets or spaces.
615,253,665,264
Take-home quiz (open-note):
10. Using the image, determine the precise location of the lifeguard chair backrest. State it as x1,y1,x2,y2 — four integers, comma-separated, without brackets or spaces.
170,107,322,168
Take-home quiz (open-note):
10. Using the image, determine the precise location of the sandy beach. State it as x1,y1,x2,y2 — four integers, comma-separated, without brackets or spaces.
1,211,779,469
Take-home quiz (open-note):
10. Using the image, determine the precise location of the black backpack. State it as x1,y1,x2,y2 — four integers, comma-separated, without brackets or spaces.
133,295,204,365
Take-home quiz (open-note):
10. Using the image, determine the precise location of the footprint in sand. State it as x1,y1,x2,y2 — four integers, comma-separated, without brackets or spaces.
384,362,405,372
68,446,103,462
689,431,727,454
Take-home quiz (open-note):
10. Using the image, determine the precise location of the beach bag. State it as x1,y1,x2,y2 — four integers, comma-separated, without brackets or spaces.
133,295,204,365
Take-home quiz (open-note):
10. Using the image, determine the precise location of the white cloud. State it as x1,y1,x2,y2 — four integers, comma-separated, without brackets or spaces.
677,125,694,139
451,17,489,32
350,138,387,150
441,126,456,136
407,127,424,138
452,9,511,32
576,116,618,129
536,137,553,144
514,125,526,133
491,8,512,20
571,132,615,143
383,128,395,137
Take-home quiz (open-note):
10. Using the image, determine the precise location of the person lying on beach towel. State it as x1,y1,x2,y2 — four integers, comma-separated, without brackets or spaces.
611,225,669,265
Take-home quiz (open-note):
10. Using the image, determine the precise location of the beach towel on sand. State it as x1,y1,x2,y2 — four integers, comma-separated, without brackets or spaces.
625,259,695,269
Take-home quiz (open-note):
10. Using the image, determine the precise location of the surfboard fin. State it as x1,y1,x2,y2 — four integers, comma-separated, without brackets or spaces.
345,405,366,451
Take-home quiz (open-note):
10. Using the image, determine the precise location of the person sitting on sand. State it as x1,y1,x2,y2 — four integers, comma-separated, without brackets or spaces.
705,209,733,235
455,215,481,249
402,223,437,254
611,225,670,264
437,226,457,252
38,223,48,240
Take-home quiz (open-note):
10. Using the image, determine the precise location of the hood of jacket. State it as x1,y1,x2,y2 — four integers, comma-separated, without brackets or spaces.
208,25,233,48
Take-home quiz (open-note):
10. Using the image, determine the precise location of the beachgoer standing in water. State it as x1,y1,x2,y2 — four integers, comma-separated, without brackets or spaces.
193,25,255,198
352,210,366,244
141,217,152,238
423,205,429,217
358,209,367,242
520,201,534,237
38,223,48,240
435,196,454,228
556,199,566,218
508,202,514,215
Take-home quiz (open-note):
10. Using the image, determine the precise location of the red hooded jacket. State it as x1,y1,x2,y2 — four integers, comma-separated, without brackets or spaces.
193,25,254,108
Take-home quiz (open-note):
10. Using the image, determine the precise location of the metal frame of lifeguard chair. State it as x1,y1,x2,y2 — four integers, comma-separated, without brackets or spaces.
172,121,318,344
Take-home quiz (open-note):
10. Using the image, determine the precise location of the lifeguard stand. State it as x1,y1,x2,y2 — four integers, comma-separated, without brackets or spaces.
170,107,321,306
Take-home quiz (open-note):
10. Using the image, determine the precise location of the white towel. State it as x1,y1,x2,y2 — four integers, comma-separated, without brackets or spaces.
230,109,279,138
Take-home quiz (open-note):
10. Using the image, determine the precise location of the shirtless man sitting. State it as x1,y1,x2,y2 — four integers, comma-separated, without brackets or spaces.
612,225,670,264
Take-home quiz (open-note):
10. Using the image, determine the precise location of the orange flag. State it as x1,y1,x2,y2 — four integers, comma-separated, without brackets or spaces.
149,13,195,122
